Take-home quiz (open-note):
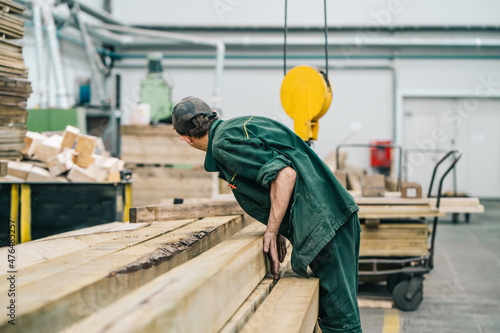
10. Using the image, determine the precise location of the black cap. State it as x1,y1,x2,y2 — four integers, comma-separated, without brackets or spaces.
172,96,216,134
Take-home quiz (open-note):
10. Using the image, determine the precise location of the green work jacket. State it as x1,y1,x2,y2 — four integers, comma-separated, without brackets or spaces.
204,116,359,277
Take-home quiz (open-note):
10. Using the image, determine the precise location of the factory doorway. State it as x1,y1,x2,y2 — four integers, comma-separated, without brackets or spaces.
402,97,500,198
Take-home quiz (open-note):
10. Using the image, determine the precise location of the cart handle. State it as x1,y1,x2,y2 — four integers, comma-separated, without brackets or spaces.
427,150,463,208
428,150,462,270
335,143,403,191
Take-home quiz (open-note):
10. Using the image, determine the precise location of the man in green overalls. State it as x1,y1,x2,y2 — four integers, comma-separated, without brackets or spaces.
172,96,362,333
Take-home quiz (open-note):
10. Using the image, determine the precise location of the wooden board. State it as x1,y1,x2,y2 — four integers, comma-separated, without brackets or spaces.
61,222,268,333
0,215,248,332
130,199,243,223
0,0,26,15
220,245,292,333
358,205,445,219
241,277,320,333
0,222,150,271
351,191,484,214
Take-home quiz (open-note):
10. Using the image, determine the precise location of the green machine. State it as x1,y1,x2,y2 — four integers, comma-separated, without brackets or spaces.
140,52,173,123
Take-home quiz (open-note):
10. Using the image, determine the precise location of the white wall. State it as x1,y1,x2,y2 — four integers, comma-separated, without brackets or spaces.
111,0,500,27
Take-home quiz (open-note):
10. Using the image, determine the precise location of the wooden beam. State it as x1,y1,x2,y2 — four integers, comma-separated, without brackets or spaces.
0,222,151,271
61,222,268,333
220,245,292,333
241,276,320,333
358,205,445,219
0,215,247,332
130,200,243,223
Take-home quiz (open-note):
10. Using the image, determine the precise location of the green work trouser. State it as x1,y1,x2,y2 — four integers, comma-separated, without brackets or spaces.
309,212,362,333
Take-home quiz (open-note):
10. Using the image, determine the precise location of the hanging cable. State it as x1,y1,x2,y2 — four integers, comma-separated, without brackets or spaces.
284,0,329,77
283,0,288,76
323,0,329,77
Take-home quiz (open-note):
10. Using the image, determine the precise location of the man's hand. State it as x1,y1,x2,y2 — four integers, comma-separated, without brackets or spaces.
263,231,287,280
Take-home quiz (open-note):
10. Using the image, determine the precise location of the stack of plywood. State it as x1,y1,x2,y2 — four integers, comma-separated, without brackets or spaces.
121,124,212,206
1,125,125,183
0,0,31,159
0,201,319,333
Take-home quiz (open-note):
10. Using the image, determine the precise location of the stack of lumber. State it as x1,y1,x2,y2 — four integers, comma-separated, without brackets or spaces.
121,124,213,206
0,201,319,333
360,223,430,257
350,191,483,257
0,0,31,159
1,125,125,183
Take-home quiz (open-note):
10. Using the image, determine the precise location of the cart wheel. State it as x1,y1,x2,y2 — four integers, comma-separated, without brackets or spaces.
386,274,409,294
452,213,459,224
393,280,423,311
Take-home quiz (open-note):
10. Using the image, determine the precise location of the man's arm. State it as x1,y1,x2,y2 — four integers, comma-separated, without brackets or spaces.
263,166,296,279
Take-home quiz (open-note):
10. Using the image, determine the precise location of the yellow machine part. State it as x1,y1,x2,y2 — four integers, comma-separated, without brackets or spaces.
280,65,332,141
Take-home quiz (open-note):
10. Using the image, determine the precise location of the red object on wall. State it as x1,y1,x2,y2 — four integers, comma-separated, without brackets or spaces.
370,140,392,168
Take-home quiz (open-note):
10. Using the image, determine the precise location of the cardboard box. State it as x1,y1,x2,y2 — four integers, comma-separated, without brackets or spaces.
361,174,385,197
401,181,422,198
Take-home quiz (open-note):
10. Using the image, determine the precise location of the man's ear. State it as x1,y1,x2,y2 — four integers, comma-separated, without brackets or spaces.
179,135,194,146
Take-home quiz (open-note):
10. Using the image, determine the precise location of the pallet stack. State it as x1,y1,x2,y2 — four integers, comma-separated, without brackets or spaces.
0,0,31,160
0,201,319,333
121,124,213,206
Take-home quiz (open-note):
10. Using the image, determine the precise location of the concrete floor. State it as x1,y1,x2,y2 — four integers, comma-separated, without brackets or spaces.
359,200,500,333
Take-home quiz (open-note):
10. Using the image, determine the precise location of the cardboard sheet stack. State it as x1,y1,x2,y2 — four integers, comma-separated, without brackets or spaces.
0,0,31,159
2,125,125,183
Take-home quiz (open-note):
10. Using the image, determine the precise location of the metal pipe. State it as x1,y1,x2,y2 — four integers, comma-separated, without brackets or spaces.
91,24,226,112
219,36,500,48
71,2,109,106
32,1,47,109
59,0,125,26
41,5,72,109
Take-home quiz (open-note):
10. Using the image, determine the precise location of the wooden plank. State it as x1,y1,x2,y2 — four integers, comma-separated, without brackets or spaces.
121,124,178,136
61,222,267,333
220,245,292,333
0,222,150,271
358,205,445,218
0,219,196,286
0,215,247,332
241,277,320,333
0,0,26,14
0,159,6,176
130,199,243,223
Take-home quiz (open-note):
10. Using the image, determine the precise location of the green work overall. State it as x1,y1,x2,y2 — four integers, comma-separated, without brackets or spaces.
204,116,362,332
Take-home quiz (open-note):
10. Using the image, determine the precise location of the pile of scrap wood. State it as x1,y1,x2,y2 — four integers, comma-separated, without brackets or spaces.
121,124,213,206
0,201,319,333
0,0,31,159
1,125,125,182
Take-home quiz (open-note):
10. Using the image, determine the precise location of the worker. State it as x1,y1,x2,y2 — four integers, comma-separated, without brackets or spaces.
172,96,362,333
